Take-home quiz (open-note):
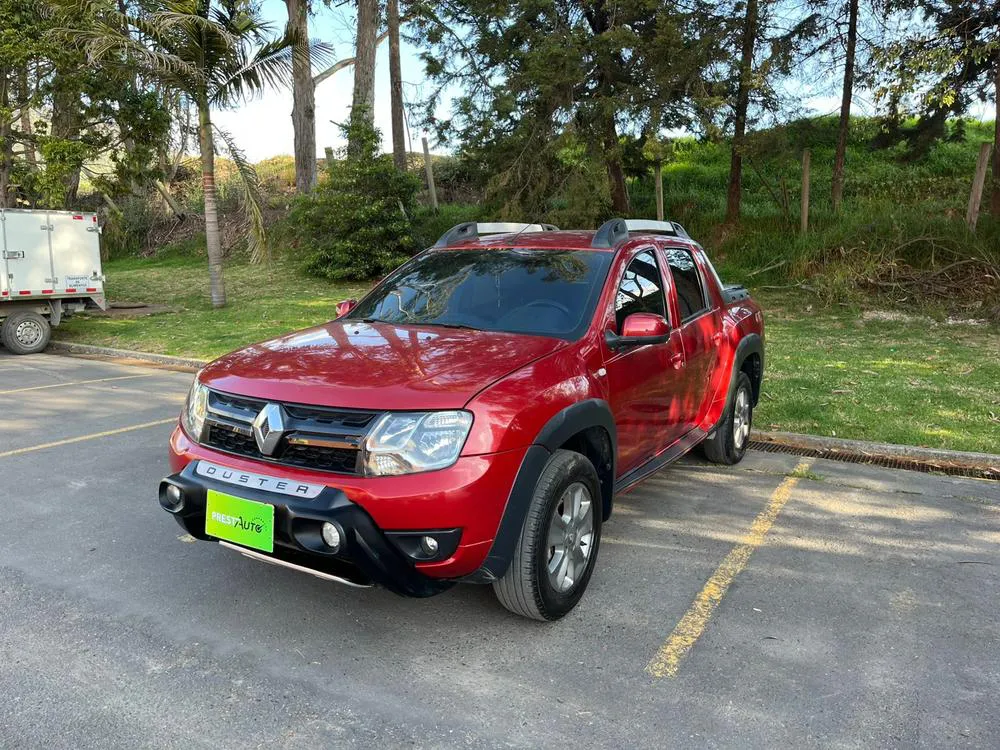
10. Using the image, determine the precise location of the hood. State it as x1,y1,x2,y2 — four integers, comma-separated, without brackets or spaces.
199,321,567,411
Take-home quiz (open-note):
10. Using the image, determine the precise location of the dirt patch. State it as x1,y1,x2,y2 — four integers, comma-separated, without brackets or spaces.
860,309,932,324
87,303,177,318
142,207,288,257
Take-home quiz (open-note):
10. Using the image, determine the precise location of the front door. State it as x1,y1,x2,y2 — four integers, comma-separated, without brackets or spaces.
662,246,720,431
603,248,687,476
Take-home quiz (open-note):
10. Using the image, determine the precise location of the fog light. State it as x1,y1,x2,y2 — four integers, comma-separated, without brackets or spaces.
419,535,439,556
321,522,342,551
163,483,184,511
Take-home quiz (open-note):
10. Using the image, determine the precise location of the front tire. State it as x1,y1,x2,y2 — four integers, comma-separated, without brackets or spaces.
701,371,753,465
493,449,603,621
1,311,51,355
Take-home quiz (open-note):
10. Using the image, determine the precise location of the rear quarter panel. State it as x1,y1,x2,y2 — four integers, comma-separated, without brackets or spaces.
696,250,765,431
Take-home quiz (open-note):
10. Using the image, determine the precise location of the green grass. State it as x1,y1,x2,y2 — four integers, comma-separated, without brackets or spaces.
55,255,1000,454
752,289,1000,454
630,116,1000,315
787,466,823,481
56,254,369,360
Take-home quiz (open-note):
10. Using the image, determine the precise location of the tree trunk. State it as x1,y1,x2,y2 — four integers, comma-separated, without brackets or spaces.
285,0,316,192
51,75,82,207
198,97,226,308
349,0,380,156
725,0,759,224
18,66,36,169
51,72,80,208
602,112,630,213
313,32,388,87
387,0,406,170
154,180,185,219
831,0,858,213
991,65,999,217
0,69,10,208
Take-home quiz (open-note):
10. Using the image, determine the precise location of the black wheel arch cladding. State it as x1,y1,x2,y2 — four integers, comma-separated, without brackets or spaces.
729,333,764,407
468,399,617,582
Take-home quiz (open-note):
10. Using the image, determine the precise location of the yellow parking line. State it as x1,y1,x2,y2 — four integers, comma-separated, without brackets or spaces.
0,374,156,395
0,418,176,458
646,459,814,679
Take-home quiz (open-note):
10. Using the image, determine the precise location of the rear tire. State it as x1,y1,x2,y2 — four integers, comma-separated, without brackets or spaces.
701,371,753,465
493,449,602,621
1,311,51,355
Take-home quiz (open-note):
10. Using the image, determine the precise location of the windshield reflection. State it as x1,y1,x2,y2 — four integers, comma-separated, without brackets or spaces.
346,249,613,340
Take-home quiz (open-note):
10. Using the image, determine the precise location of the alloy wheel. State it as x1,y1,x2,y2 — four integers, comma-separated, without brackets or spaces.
732,387,751,449
546,482,595,593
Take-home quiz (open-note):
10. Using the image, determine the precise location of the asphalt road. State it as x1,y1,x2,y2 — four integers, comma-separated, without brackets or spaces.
1,351,998,749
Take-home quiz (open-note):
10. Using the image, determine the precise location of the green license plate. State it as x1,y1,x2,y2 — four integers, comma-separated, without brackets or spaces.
205,490,275,553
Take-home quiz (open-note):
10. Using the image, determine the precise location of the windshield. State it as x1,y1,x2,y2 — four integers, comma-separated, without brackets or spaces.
346,248,614,340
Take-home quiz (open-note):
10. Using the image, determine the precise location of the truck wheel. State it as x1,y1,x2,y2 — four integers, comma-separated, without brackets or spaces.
493,449,602,621
701,371,753,465
1,311,51,355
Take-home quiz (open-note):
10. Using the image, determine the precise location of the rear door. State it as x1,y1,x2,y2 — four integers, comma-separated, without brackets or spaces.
49,212,103,294
2,210,53,296
661,245,721,430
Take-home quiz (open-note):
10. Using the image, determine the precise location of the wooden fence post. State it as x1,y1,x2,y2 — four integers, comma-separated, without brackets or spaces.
422,136,438,211
800,149,811,234
654,162,664,221
966,142,992,232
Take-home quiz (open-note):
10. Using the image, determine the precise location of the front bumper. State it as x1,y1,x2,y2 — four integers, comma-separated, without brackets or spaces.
163,426,530,594
160,461,460,597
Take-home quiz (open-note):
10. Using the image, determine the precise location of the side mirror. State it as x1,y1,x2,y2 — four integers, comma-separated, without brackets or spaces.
335,299,357,318
605,313,671,350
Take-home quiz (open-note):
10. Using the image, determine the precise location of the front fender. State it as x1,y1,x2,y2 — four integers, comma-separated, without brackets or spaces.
463,399,617,583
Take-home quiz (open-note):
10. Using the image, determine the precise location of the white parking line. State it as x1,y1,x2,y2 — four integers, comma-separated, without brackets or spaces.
0,374,156,395
0,418,176,458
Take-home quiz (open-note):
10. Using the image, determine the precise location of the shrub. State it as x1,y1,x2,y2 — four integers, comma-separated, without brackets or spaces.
101,194,158,260
410,203,484,248
291,120,422,280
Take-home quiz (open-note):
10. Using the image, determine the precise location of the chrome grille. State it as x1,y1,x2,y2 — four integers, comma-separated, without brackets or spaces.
202,390,379,475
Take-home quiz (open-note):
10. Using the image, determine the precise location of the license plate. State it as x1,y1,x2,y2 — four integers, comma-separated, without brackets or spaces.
205,490,274,553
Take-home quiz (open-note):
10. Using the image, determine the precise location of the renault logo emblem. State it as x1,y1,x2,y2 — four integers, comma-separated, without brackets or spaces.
253,403,286,456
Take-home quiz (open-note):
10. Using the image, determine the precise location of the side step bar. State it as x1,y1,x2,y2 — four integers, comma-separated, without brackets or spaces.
218,541,374,588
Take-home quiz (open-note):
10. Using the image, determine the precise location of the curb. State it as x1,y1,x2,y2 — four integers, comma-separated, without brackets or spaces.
42,342,1000,472
47,341,206,372
754,430,1000,472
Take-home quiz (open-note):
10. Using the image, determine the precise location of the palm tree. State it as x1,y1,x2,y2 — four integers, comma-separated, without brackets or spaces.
75,0,324,307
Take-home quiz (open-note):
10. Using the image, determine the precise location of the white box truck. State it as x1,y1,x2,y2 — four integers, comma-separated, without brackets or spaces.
0,208,107,354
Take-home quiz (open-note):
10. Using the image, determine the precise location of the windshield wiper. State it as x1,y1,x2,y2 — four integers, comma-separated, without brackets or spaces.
355,318,479,331
418,322,481,331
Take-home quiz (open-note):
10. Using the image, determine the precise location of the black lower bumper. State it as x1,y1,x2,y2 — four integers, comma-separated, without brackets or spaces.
159,461,458,598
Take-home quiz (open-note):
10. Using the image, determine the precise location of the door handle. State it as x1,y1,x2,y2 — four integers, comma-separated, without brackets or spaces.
670,353,685,370
712,332,723,345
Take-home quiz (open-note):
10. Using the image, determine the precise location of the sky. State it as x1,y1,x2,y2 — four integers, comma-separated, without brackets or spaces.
213,0,445,160
214,1,995,164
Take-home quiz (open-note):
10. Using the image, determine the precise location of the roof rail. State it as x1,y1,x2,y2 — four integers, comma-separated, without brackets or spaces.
434,222,560,247
591,218,691,248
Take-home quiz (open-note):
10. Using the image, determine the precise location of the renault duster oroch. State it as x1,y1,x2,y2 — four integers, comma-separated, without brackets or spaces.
159,219,764,621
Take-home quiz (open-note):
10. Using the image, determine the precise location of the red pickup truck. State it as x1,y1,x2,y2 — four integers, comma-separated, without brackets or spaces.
159,219,764,620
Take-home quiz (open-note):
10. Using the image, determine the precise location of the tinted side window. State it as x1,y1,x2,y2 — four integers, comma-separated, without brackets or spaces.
615,250,666,331
665,248,708,320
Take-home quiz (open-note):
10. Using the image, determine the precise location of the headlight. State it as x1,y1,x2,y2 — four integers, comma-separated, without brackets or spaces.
361,410,473,476
181,377,209,442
